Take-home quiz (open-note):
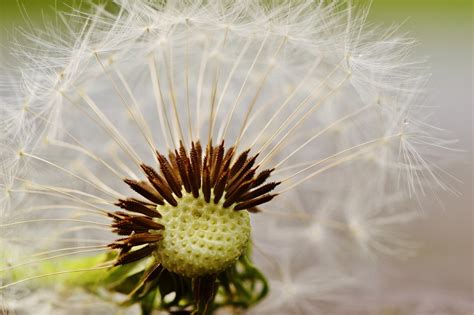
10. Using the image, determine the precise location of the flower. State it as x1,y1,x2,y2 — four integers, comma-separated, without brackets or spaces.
0,0,449,314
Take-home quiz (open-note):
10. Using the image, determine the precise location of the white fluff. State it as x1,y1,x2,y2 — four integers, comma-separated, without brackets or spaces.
0,0,451,313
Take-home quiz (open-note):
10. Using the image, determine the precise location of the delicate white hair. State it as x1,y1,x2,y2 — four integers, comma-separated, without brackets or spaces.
0,0,453,313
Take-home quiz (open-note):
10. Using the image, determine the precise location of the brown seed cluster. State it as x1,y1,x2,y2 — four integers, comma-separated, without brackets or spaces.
108,209,164,265
127,140,279,211
108,140,279,266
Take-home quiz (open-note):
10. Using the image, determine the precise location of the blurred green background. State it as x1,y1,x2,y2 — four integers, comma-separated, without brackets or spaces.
0,0,472,312
0,0,472,28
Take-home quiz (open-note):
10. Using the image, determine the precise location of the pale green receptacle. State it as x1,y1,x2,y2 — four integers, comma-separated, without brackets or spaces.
153,192,251,278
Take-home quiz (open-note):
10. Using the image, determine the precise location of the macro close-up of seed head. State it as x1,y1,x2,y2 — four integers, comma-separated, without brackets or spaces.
0,0,471,314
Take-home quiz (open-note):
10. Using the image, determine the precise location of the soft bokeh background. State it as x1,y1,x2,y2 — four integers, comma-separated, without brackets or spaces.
0,0,472,313
365,1,473,311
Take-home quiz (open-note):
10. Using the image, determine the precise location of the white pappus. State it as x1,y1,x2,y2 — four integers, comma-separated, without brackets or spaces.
0,0,452,314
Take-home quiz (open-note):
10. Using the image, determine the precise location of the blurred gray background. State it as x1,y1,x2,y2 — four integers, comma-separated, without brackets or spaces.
365,0,473,305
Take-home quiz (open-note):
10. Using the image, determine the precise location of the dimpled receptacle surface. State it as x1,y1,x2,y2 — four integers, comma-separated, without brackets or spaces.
153,192,250,278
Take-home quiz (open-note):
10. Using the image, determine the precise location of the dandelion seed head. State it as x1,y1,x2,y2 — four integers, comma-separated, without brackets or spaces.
307,221,325,243
0,0,451,312
348,217,370,244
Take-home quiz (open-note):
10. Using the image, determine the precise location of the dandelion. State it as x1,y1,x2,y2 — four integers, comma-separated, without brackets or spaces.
0,0,450,314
